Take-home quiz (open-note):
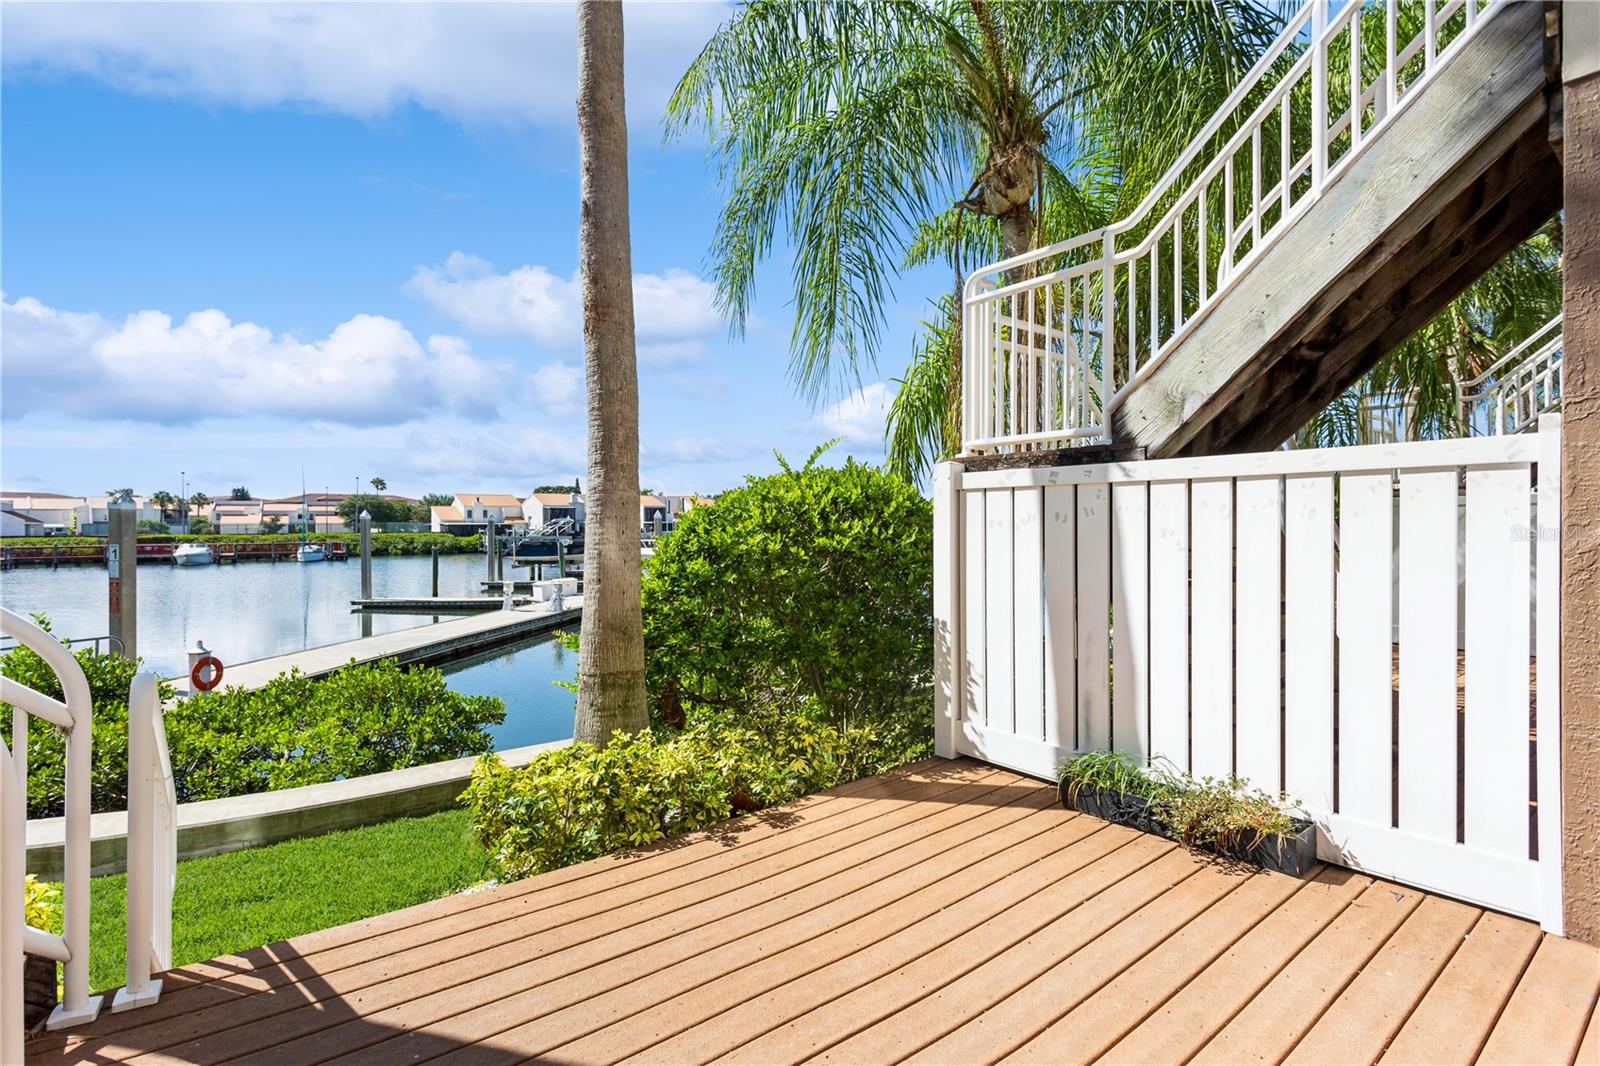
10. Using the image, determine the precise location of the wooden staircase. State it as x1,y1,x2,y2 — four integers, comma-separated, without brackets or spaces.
961,0,1561,461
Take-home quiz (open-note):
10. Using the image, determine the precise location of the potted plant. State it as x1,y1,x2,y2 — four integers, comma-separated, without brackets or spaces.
1155,775,1317,877
1058,753,1316,876
1057,751,1169,836
23,875,59,1031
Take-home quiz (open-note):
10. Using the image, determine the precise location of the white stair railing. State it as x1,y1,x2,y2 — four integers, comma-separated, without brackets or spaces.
0,608,102,1042
113,672,174,1013
1458,314,1563,436
965,0,1507,454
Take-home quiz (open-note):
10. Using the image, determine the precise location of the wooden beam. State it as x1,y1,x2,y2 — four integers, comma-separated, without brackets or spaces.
1182,123,1561,455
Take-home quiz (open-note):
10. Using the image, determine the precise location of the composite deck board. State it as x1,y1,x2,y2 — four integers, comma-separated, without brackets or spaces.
27,760,1599,1066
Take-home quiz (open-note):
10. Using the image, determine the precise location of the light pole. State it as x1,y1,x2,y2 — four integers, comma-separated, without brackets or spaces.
179,470,187,530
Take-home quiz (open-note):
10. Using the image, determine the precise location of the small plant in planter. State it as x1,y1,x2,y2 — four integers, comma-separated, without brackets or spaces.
1058,752,1316,876
1057,750,1172,837
22,875,59,1031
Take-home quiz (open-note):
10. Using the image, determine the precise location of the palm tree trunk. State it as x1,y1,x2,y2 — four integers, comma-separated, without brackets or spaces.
575,0,648,747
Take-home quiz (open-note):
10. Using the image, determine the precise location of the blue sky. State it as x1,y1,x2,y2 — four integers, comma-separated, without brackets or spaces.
0,1,946,500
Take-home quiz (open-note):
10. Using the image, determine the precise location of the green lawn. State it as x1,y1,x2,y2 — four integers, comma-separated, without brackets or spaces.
59,809,490,994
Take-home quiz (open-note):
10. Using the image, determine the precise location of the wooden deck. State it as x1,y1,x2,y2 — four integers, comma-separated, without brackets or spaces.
27,759,1600,1065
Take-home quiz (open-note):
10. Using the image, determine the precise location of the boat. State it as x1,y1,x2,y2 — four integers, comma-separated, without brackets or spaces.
510,518,583,563
171,543,213,567
295,477,325,562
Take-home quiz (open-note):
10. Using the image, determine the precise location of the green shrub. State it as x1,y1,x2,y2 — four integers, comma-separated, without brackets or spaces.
641,448,933,764
1,634,503,815
463,712,867,880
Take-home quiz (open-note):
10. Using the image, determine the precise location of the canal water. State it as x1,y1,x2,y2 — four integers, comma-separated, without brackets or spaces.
0,554,575,749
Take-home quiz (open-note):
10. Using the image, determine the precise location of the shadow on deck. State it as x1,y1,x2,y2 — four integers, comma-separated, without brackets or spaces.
26,759,1600,1065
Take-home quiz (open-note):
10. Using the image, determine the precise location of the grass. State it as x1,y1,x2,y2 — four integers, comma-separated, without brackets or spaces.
53,809,489,994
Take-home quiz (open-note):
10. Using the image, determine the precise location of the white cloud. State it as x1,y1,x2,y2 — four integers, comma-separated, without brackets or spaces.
396,425,582,482
1,294,505,426
527,362,582,415
406,253,721,363
816,382,894,448
0,2,731,129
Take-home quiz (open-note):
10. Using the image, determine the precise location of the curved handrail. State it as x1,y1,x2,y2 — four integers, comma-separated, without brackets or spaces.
1458,314,1563,390
0,607,102,1031
964,0,1506,453
1457,316,1564,436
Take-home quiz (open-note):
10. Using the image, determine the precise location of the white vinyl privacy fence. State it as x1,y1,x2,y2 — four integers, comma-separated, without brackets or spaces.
933,418,1563,931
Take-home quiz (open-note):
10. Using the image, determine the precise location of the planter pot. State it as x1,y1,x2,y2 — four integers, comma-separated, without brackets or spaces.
1058,781,1166,836
1227,819,1318,877
24,954,56,1032
1060,777,1317,877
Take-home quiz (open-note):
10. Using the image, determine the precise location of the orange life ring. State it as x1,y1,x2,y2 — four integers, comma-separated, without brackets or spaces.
191,655,224,693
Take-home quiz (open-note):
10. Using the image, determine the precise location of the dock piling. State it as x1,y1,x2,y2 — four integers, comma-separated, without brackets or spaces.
359,511,373,600
431,548,439,596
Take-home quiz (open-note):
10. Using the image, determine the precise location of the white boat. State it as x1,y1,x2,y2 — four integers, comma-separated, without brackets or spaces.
172,543,213,567
295,477,324,562
296,543,326,563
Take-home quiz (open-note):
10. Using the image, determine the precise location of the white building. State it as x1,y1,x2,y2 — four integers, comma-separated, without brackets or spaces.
432,493,524,534
0,510,47,537
522,491,585,530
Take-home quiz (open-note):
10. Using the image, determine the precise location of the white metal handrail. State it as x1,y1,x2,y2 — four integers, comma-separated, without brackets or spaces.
0,607,102,1041
1458,315,1563,435
964,0,1505,453
113,672,175,1013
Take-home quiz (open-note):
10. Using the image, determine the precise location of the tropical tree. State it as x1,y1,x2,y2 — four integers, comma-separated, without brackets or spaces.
574,0,648,747
230,486,252,500
149,491,178,520
188,492,211,510
419,493,455,507
369,477,388,492
669,0,1282,479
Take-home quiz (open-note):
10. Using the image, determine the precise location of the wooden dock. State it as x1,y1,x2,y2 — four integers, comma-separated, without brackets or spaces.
170,599,580,697
26,759,1600,1064
350,596,511,613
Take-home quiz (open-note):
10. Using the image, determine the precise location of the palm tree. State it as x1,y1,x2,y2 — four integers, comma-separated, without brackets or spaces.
669,0,1281,478
149,490,178,521
369,477,387,493
188,492,211,511
574,0,648,747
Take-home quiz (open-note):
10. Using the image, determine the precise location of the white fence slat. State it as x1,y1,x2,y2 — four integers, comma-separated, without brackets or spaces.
962,490,987,730
1077,484,1112,753
1148,481,1191,772
1012,487,1045,744
1111,482,1151,760
1464,465,1532,859
1234,476,1283,793
1285,475,1336,816
1398,469,1459,842
1338,472,1395,826
1189,478,1234,779
932,464,962,759
985,489,1015,736
1044,487,1077,752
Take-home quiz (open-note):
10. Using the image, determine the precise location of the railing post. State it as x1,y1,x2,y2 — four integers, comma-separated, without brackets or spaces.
933,462,964,760
2,741,23,1066
114,672,171,1012
1312,0,1328,189
1101,232,1115,433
